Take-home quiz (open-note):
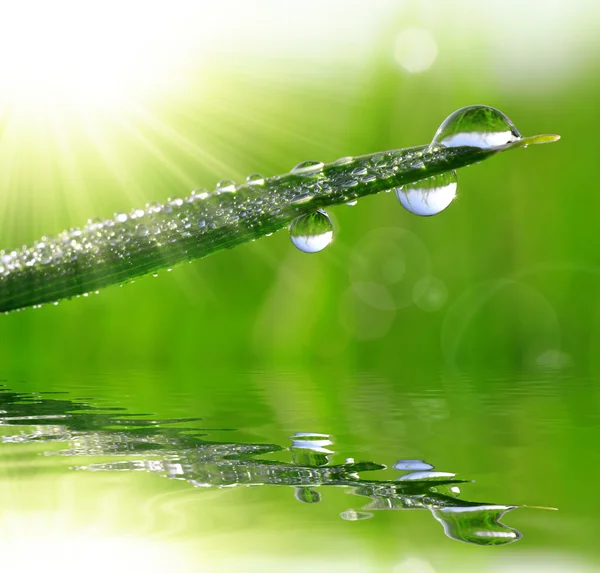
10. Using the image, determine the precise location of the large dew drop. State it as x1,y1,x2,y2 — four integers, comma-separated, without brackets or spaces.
395,170,457,216
431,105,521,149
289,210,333,253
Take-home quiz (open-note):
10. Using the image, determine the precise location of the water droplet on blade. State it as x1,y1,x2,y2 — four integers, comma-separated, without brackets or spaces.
395,170,457,216
431,105,521,149
289,210,333,253
246,173,265,185
333,156,354,166
291,160,324,175
215,180,236,193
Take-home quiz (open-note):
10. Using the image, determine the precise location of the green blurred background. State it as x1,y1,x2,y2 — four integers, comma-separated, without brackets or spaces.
0,0,599,571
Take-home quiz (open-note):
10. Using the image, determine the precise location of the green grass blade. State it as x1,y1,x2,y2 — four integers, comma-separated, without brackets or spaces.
0,136,557,312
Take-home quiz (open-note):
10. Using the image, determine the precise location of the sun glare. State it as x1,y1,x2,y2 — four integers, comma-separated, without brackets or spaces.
0,2,198,110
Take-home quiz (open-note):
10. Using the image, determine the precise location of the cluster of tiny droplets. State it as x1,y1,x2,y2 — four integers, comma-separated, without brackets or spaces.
0,143,459,312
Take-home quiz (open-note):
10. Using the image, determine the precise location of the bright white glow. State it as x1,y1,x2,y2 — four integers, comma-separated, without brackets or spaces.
394,557,437,573
0,513,194,572
394,28,438,73
0,1,201,108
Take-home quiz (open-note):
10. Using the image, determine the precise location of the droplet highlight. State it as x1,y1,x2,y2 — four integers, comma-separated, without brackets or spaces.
431,105,521,149
395,170,457,216
246,173,265,185
291,160,324,176
289,210,333,253
215,180,236,193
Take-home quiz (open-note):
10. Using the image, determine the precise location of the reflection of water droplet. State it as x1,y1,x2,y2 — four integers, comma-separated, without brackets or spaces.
398,471,455,481
432,505,522,546
393,460,434,471
290,432,333,467
291,160,324,175
135,225,149,237
246,173,265,185
396,171,457,216
340,509,374,521
290,432,333,453
431,105,521,149
289,210,333,253
294,487,321,504
215,179,236,193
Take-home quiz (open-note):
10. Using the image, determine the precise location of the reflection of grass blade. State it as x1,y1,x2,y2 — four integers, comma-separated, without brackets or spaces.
0,385,550,546
0,136,556,312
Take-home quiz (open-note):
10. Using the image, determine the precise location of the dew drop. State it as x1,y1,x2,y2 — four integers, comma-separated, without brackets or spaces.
346,200,358,207
395,170,457,216
135,224,149,237
431,105,521,149
333,156,353,166
215,180,236,193
291,160,324,176
190,188,209,201
114,213,128,223
289,210,333,253
246,173,265,185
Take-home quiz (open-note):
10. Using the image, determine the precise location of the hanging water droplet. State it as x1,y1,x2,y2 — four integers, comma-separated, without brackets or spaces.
291,160,324,176
395,170,457,216
215,180,236,193
289,210,333,253
431,105,521,149
246,173,265,185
